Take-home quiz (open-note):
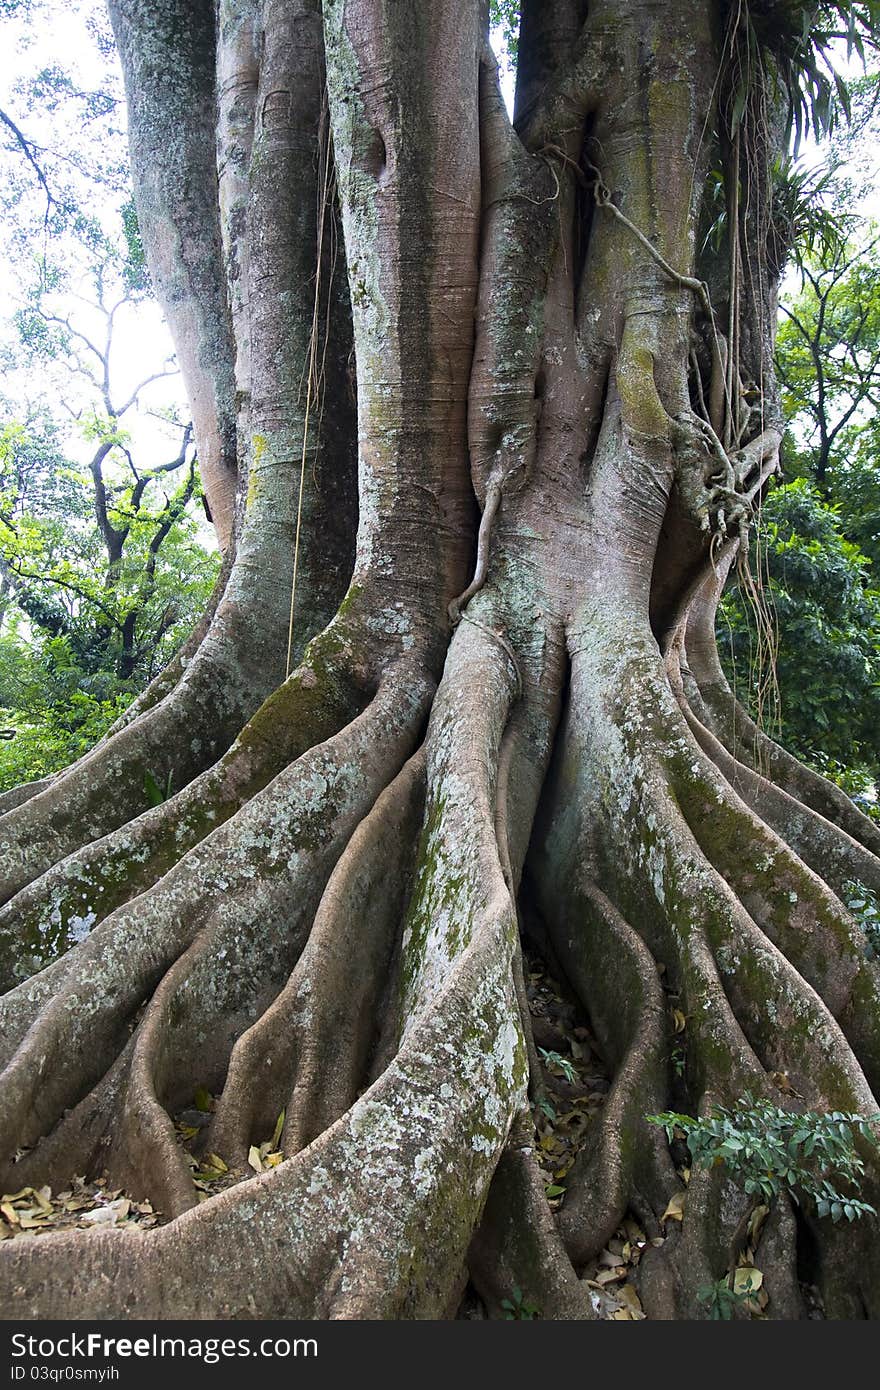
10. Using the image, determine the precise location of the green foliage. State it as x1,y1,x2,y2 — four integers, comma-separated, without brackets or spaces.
488,0,519,64
730,218,880,803
769,156,851,271
143,767,173,807
538,1048,578,1085
120,195,149,294
777,231,880,491
698,1275,761,1321
500,1286,539,1320
0,412,220,687
721,2,880,151
0,630,132,791
0,3,216,797
648,1094,880,1221
719,480,880,783
843,879,880,958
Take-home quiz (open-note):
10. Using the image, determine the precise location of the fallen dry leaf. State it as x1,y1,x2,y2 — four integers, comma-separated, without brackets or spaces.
616,1283,644,1316
733,1266,763,1294
661,1191,687,1224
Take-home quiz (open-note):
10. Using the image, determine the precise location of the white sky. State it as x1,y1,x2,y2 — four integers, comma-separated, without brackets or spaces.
0,1,191,490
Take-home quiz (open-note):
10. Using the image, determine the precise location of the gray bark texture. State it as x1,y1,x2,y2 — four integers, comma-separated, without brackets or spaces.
1,0,879,1320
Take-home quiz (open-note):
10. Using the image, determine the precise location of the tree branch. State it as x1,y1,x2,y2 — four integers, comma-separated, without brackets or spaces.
0,108,57,223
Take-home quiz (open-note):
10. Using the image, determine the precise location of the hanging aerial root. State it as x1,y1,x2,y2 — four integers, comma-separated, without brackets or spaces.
468,1112,594,1320
447,470,503,626
0,618,370,992
208,749,427,1165
0,660,433,1193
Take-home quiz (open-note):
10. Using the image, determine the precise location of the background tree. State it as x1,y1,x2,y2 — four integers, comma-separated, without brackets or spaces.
0,413,218,792
2,0,880,1323
777,230,880,491
721,168,880,804
720,478,880,807
0,1,220,791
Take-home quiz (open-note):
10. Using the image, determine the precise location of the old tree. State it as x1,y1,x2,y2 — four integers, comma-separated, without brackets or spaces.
2,0,880,1320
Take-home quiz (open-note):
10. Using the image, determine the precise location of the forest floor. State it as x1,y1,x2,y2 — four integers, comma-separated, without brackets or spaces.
0,934,824,1320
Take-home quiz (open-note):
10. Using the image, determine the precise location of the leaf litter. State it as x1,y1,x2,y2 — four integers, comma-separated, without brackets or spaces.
2,1091,288,1239
525,946,652,1320
0,1175,160,1241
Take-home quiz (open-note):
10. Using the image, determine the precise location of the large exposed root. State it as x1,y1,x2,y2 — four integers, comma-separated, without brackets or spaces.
209,749,427,1164
0,619,370,990
530,612,880,1317
682,576,880,859
0,656,272,905
664,715,880,1094
538,882,676,1265
0,547,365,904
679,695,880,900
0,661,432,1193
0,912,522,1319
3,584,880,1318
0,778,55,816
468,1112,594,1319
0,602,534,1319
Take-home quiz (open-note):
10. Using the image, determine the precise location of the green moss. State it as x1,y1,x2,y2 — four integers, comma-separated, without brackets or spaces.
246,434,267,513
336,581,364,620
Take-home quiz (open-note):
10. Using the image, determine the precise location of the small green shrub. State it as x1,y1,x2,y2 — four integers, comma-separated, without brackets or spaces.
500,1286,539,1320
647,1094,880,1221
843,880,880,960
537,1048,577,1085
698,1273,761,1321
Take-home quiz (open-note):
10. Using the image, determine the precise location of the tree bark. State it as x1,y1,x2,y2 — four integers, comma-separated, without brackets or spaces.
1,0,879,1321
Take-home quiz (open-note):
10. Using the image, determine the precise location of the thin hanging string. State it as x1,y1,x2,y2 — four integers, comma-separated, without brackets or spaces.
286,114,334,679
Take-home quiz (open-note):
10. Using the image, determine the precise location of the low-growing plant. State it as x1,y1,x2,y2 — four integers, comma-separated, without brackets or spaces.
698,1273,761,1321
537,1048,578,1085
500,1286,539,1320
648,1094,880,1221
843,880,880,960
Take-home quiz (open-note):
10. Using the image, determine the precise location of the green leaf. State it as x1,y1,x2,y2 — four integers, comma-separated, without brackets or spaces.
270,1109,285,1151
194,1086,213,1113
143,769,166,807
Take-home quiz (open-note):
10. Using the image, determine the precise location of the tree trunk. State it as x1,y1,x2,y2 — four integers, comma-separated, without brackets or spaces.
1,0,879,1320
